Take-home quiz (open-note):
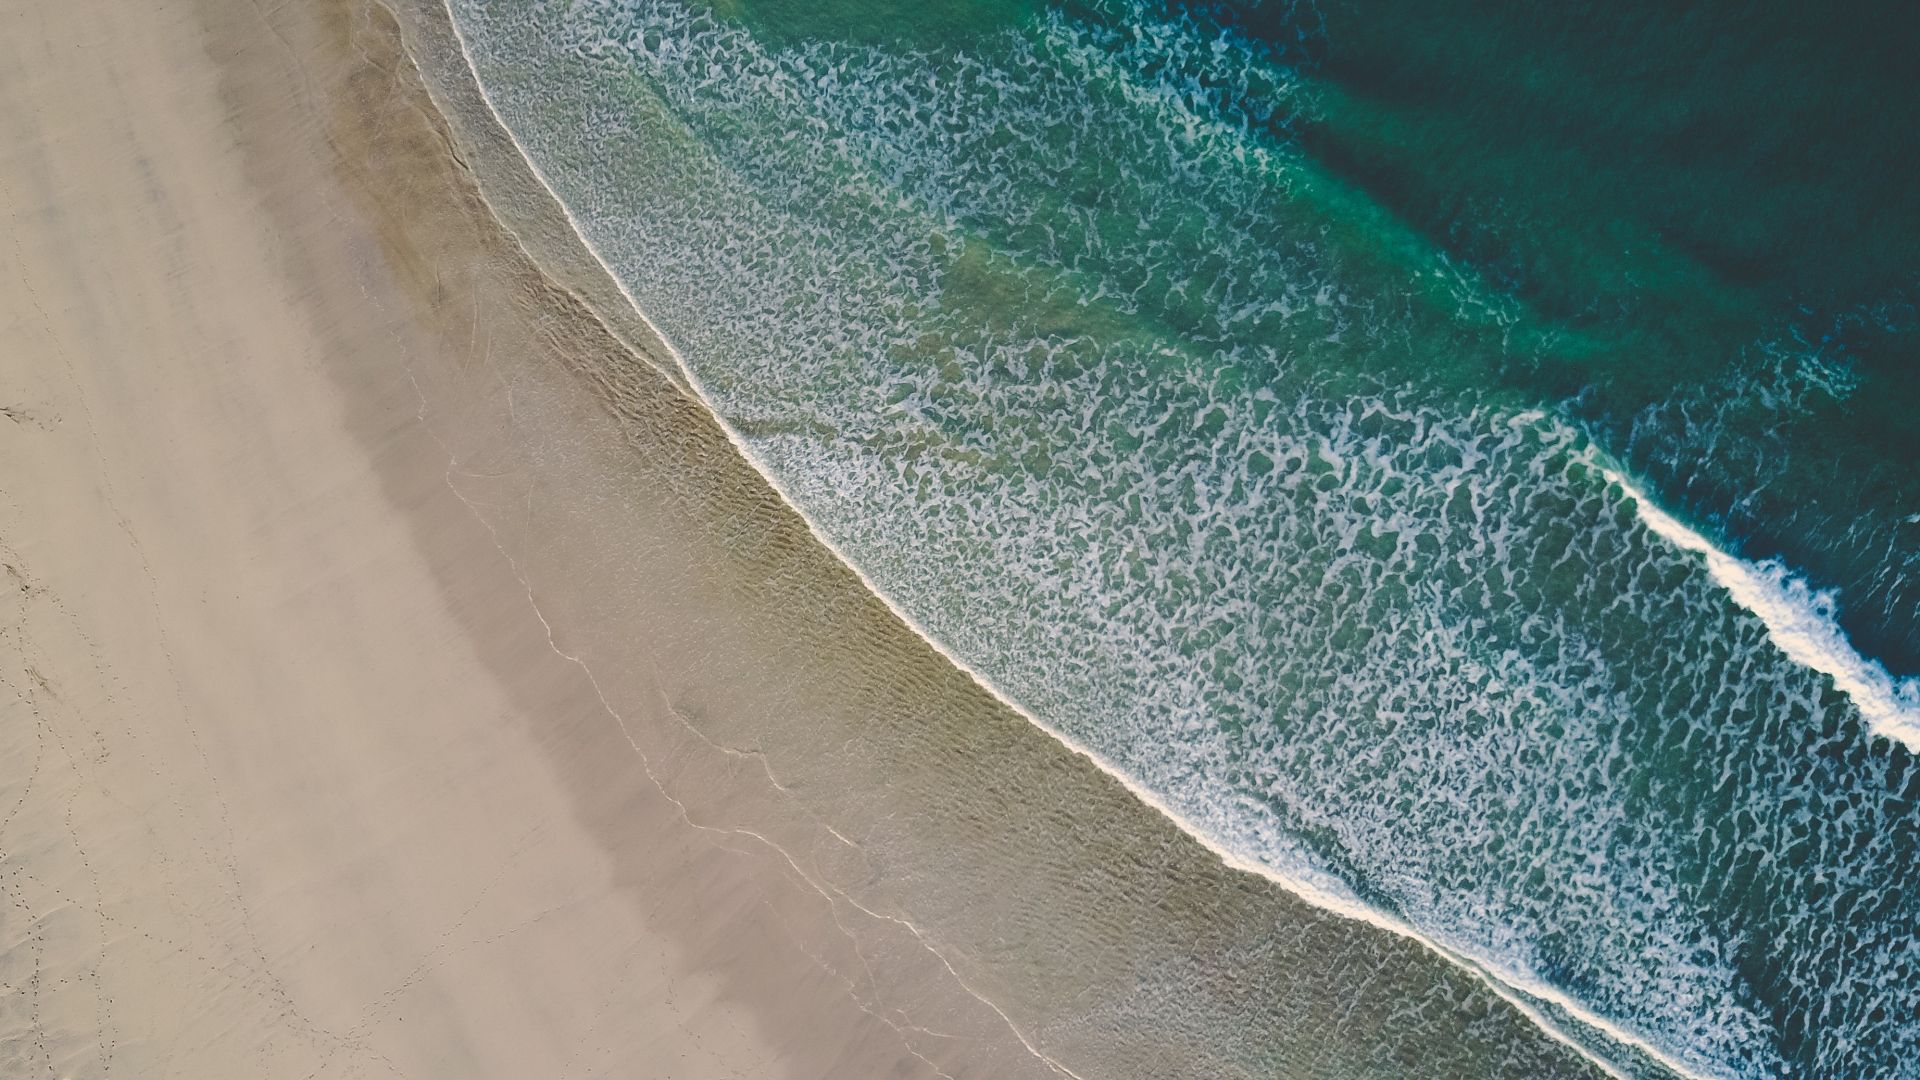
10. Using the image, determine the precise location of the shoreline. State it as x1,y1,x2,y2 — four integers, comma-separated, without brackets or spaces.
209,0,1086,1074
2,0,1667,1075
401,3,1720,1078
1,0,1053,1074
249,1,1652,1074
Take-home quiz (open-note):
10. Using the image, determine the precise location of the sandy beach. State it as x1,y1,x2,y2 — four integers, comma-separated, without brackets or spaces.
0,0,1031,1074
0,0,1625,1077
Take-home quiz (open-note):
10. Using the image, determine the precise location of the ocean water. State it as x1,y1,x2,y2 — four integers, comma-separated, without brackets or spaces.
440,0,1919,1075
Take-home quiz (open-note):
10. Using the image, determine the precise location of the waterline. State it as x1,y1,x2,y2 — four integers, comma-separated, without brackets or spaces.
418,6,1784,1076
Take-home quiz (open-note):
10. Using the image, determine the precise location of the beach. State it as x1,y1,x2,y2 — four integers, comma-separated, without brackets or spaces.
0,0,1031,1074
0,0,1777,1076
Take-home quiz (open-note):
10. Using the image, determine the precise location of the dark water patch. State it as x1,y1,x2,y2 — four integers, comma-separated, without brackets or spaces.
1272,0,1920,672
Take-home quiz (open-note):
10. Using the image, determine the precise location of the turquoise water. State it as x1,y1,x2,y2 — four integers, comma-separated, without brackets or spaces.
445,0,1919,1075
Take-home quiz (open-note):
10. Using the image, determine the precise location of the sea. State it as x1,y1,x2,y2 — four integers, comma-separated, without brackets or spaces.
438,0,1920,1075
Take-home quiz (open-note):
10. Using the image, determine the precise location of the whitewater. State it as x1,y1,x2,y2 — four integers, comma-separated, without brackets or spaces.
436,0,1920,1076
1603,468,1920,754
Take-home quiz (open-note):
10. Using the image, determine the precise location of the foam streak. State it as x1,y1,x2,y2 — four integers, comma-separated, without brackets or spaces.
1603,468,1920,753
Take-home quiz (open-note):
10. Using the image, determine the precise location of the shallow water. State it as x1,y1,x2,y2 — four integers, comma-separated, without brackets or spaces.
445,0,1919,1074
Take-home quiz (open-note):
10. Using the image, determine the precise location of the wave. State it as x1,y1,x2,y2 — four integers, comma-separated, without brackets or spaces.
1604,467,1920,753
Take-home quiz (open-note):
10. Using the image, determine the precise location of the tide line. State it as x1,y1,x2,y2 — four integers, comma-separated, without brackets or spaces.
425,7,1730,1079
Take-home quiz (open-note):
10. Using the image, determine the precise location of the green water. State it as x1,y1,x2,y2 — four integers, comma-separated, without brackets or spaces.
447,0,1920,1075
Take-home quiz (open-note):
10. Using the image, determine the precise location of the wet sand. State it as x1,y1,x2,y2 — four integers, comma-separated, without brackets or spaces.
0,0,1620,1076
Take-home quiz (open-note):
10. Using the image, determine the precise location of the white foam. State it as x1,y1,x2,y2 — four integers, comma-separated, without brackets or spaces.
1602,468,1920,754
431,7,1746,1077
